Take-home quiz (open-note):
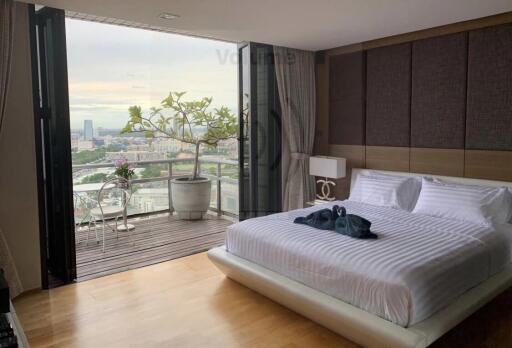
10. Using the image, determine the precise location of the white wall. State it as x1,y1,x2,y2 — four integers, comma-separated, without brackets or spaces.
0,2,41,292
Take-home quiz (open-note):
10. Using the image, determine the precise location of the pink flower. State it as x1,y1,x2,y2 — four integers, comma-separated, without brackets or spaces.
113,157,127,168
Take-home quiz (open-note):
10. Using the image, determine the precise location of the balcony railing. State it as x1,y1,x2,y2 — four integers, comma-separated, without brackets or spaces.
72,158,239,218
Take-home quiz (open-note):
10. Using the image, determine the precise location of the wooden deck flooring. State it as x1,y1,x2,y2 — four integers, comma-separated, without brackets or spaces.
75,214,233,281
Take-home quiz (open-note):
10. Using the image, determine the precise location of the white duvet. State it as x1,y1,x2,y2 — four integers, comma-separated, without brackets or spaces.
226,201,511,327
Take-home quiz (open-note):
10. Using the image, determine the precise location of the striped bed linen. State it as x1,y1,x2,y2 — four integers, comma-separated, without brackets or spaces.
226,200,511,327
413,178,510,226
350,174,420,211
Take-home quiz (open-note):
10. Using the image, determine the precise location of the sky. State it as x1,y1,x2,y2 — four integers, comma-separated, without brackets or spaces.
66,19,238,130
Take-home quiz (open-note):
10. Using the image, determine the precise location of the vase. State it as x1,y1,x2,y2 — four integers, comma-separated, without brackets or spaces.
118,179,130,189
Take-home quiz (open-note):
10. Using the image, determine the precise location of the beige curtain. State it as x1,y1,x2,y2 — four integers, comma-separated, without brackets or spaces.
0,229,22,298
0,0,22,298
274,46,316,210
0,0,15,138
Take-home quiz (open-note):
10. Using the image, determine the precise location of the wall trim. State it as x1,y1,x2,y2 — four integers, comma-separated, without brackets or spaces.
320,11,512,56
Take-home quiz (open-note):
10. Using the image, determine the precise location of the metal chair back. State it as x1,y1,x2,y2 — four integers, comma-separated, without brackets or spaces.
97,177,133,217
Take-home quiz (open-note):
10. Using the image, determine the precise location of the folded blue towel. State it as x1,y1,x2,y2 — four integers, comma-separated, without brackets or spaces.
333,206,377,239
294,205,377,239
293,207,337,230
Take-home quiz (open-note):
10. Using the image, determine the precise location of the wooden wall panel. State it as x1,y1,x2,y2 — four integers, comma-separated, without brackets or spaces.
411,33,468,149
362,12,512,50
410,148,464,177
328,145,365,199
365,146,409,171
328,52,365,145
366,43,411,147
466,24,512,150
465,150,512,181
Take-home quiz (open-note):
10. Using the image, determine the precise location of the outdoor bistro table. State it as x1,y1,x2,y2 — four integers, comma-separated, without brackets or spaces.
73,183,114,193
73,182,134,232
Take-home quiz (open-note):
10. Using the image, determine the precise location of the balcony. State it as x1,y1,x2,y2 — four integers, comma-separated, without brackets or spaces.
73,157,239,217
72,157,238,280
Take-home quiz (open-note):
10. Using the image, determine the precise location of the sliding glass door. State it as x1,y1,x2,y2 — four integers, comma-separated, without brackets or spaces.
30,6,76,286
238,43,282,220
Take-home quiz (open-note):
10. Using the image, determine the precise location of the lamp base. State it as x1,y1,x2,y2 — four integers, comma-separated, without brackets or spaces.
316,178,336,201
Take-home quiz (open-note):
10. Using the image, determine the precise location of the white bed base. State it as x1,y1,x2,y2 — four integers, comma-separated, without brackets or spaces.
209,169,512,348
208,247,512,348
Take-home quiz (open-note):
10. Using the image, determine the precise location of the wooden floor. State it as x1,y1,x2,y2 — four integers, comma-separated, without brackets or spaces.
75,214,232,281
14,252,512,348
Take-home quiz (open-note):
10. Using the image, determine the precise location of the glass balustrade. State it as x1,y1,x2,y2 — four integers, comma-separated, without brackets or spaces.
72,158,239,220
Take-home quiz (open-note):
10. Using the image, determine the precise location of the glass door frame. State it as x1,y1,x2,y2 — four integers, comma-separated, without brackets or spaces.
238,42,282,220
29,4,76,288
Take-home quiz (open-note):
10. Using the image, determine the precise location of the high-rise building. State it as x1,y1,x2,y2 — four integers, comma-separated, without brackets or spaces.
83,120,93,140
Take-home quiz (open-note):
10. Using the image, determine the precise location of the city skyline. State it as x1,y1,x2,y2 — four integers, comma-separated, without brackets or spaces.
66,18,238,129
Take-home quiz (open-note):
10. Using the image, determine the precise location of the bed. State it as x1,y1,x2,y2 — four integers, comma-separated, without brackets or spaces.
208,169,512,348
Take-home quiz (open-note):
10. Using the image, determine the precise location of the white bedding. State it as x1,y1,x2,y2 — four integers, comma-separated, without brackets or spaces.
226,201,511,327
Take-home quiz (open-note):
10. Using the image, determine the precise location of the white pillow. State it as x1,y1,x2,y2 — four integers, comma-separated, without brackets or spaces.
349,173,421,211
412,178,511,225
432,179,512,224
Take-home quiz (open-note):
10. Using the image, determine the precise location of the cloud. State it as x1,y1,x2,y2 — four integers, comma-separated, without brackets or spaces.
66,18,238,130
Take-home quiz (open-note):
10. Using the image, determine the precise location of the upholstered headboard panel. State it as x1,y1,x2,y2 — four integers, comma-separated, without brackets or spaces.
329,51,365,146
411,32,467,149
466,23,512,150
366,43,411,147
320,20,512,199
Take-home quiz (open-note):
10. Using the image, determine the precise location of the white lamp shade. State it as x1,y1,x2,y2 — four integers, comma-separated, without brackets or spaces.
309,156,346,179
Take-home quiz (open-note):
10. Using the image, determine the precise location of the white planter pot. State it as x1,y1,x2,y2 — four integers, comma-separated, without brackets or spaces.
171,177,211,220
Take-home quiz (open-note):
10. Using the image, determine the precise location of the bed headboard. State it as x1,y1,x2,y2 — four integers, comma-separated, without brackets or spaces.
350,168,512,194
321,22,512,200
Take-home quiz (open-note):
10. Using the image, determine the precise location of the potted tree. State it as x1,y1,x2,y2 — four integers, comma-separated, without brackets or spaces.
121,92,237,220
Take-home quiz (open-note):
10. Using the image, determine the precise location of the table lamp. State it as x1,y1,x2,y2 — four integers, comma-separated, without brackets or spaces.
309,156,346,201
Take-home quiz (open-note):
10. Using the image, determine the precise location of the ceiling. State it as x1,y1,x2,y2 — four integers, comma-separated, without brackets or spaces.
21,0,512,51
